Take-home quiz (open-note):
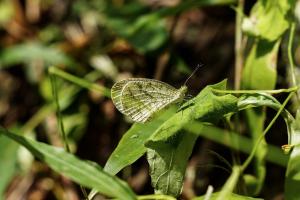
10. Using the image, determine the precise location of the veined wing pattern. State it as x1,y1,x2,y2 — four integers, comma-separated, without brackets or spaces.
111,78,187,123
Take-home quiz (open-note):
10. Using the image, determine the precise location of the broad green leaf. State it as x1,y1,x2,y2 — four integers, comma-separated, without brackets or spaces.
0,42,74,68
147,132,198,197
0,136,19,200
285,110,300,200
0,127,136,200
193,192,263,200
104,107,176,175
241,39,280,90
105,80,236,198
145,80,238,145
144,80,238,197
242,0,295,41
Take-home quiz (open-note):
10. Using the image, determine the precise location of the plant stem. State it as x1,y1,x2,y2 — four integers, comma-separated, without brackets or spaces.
288,22,296,87
234,0,244,90
241,92,295,171
49,68,90,199
49,74,71,153
212,86,299,94
48,67,111,98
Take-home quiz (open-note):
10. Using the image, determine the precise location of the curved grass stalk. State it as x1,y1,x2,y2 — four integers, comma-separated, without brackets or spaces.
288,22,296,88
212,86,299,95
241,92,295,171
48,66,111,98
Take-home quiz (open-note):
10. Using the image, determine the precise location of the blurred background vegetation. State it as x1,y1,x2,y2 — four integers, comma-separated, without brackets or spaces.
0,0,300,199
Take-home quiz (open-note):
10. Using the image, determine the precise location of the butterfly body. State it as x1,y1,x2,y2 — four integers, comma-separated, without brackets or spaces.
111,78,187,123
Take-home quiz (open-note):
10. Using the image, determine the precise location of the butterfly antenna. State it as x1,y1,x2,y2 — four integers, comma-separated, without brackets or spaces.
183,63,203,86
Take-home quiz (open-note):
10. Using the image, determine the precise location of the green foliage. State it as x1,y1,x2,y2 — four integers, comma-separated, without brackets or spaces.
185,123,288,167
0,136,18,200
104,0,236,53
146,80,237,145
242,0,295,41
0,0,299,199
0,0,13,25
243,108,267,195
241,40,278,194
105,9,168,53
145,81,237,197
0,127,136,200
104,107,177,175
147,133,197,197
0,42,74,68
241,39,279,90
240,0,296,198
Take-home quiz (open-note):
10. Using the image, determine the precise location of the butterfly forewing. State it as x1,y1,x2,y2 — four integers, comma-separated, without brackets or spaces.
111,78,186,123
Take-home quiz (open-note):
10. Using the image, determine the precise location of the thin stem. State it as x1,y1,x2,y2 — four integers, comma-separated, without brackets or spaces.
287,21,299,104
234,0,244,90
48,67,111,98
49,74,70,152
241,92,295,171
138,194,176,200
288,22,296,87
49,70,90,200
212,86,299,94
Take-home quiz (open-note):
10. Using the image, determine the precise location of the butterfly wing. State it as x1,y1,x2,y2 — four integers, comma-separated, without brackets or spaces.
111,78,183,123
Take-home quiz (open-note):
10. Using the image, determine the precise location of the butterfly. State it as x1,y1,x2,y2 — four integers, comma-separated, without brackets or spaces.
111,78,188,123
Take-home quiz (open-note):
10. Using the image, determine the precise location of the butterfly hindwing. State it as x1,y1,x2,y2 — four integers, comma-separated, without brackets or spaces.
111,78,187,123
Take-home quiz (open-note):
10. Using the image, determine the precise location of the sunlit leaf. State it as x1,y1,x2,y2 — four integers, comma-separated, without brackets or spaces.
242,0,295,41
0,127,136,200
0,136,19,200
0,42,74,68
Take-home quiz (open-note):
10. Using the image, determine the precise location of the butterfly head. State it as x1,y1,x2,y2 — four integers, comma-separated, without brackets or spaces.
178,85,188,99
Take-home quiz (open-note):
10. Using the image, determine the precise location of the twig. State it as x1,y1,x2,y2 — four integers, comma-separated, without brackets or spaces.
234,0,244,90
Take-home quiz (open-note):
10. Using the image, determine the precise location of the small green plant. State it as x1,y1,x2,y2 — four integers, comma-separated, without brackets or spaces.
0,0,299,199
